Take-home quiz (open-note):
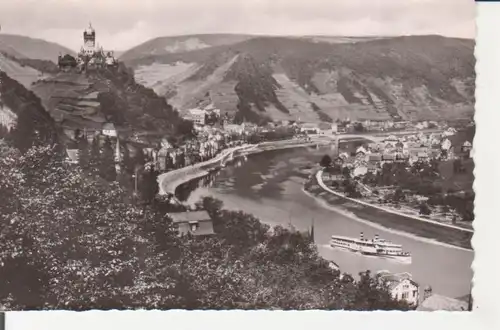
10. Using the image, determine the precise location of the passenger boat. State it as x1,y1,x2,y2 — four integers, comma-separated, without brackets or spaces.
330,232,412,264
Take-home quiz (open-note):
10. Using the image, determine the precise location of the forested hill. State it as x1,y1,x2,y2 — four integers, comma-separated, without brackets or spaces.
126,35,475,124
0,70,58,151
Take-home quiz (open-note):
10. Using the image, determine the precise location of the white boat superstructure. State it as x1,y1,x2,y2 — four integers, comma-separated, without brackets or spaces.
330,232,412,264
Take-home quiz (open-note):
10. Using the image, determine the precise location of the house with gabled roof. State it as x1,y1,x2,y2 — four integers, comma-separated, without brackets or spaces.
355,146,368,156
65,149,79,164
377,271,419,306
102,122,117,137
461,140,472,153
166,210,215,237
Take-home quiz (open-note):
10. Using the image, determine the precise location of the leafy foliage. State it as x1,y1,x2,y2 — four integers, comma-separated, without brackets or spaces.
0,143,412,310
320,154,332,168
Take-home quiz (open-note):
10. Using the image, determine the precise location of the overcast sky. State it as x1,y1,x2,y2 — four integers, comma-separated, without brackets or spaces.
0,0,475,51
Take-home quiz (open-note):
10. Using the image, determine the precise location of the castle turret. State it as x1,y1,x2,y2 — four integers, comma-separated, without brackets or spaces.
83,22,96,56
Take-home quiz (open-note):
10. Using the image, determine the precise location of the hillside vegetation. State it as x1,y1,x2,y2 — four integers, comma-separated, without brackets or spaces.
0,142,412,310
29,63,194,142
126,35,475,124
0,70,58,151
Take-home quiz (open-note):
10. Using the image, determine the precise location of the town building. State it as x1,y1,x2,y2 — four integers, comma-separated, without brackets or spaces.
353,165,368,177
300,123,320,135
355,146,368,157
166,210,215,237
317,122,337,135
461,140,472,156
442,127,457,137
377,271,420,306
367,153,382,163
102,122,117,137
187,108,207,125
65,149,79,164
57,54,78,71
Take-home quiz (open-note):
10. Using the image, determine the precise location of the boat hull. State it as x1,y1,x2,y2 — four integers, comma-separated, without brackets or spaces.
330,242,412,264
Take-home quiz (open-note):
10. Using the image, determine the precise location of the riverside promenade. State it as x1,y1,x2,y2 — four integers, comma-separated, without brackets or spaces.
158,138,331,197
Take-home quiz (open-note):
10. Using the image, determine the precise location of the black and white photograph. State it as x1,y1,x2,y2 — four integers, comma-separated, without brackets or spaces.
0,0,476,312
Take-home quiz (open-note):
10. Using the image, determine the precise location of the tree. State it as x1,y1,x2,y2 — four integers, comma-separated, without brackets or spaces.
140,166,159,205
320,155,332,168
100,136,116,181
392,188,405,203
122,143,134,175
76,133,90,170
419,203,432,216
89,137,101,174
341,166,351,179
353,122,365,133
453,159,464,174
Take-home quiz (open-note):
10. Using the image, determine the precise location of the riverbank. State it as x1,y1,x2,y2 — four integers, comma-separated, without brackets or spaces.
158,138,331,196
304,170,473,250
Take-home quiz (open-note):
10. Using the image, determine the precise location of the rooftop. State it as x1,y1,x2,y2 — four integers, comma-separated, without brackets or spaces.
102,122,115,130
417,294,468,311
377,271,417,291
167,210,212,223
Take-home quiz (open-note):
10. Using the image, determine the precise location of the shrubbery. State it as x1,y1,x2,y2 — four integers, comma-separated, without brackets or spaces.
0,141,413,310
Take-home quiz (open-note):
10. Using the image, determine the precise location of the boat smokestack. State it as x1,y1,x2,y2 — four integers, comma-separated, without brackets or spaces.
360,232,364,240
374,234,379,241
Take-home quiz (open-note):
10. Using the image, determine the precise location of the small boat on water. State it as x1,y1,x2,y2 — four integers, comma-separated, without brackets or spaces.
330,232,412,264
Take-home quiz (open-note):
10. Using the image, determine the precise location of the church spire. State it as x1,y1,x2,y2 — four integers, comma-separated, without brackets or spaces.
310,218,315,243
115,138,121,173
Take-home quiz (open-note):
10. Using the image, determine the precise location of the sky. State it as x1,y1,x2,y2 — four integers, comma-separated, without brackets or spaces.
0,0,475,51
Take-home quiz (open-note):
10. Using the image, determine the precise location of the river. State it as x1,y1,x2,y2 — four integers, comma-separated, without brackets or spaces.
175,144,474,299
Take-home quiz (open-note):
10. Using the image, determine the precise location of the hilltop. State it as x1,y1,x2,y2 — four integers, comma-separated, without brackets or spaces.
0,34,75,61
124,35,475,124
119,34,255,61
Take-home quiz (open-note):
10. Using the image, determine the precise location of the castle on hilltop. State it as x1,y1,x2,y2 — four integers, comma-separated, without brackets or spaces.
58,23,118,72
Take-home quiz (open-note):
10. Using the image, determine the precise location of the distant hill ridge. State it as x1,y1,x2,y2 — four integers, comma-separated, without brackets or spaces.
124,34,475,124
0,34,75,62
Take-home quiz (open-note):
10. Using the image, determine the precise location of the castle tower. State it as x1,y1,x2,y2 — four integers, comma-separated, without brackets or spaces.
83,22,96,56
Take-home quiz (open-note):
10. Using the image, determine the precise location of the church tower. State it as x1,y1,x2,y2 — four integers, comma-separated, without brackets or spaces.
115,138,122,174
83,22,96,56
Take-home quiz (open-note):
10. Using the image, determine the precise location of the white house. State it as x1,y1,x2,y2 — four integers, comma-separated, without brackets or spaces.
441,138,452,151
377,271,420,306
317,122,337,135
187,108,206,125
355,146,368,156
102,123,117,137
65,149,79,164
353,165,368,177
300,123,320,135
